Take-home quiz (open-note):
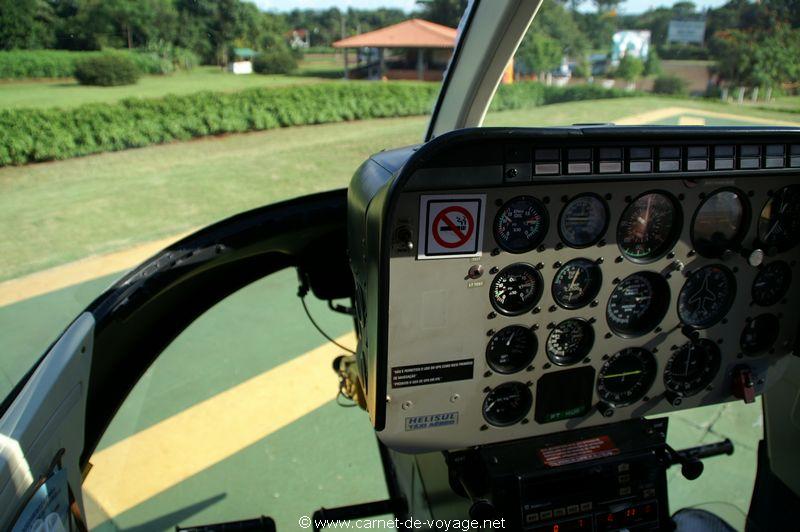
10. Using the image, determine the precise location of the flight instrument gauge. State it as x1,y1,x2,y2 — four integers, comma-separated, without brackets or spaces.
597,347,657,407
677,265,737,329
740,314,780,355
552,258,603,309
494,196,549,253
664,339,721,398
691,189,749,258
559,194,609,248
752,261,792,307
617,191,681,262
486,325,537,374
606,272,670,337
546,318,594,366
490,263,544,316
482,381,533,427
758,185,800,252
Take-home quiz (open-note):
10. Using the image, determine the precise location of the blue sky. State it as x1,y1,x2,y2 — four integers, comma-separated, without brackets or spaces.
251,0,730,15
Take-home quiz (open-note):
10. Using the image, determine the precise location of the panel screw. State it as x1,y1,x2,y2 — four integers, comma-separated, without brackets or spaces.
505,168,518,179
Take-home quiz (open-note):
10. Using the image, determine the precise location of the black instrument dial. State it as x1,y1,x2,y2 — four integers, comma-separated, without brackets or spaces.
664,339,721,397
494,196,549,253
552,258,603,309
486,326,537,374
740,314,780,355
752,261,792,307
758,185,800,252
490,263,543,316
597,347,657,407
618,192,681,262
692,189,749,258
677,265,737,329
606,272,670,337
559,194,609,248
482,381,533,427
546,318,594,366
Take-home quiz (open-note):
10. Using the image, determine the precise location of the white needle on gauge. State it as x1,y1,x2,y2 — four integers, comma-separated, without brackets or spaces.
506,330,516,346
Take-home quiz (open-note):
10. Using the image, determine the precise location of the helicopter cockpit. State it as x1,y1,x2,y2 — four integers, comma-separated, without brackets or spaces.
1,1,799,531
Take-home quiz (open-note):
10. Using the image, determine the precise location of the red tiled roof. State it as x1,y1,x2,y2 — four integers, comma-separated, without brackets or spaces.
332,18,457,49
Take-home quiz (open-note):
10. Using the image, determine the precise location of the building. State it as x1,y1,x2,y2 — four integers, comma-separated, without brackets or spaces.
332,19,457,81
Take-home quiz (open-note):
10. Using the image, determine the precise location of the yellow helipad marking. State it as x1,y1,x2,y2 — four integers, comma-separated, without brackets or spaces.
678,116,707,126
615,106,800,127
0,230,195,308
83,332,356,518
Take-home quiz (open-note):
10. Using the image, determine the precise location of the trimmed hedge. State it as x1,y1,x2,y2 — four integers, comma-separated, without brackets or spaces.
0,81,638,166
653,75,689,96
75,54,141,86
253,49,298,75
0,50,172,79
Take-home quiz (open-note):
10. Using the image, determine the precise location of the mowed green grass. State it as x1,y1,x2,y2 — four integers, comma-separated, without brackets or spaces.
1,96,799,281
0,64,334,109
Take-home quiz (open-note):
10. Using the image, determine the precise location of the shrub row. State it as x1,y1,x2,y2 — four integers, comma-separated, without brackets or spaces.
0,49,172,79
0,81,638,166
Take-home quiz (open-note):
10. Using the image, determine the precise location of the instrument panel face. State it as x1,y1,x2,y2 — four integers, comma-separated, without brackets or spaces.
382,173,799,452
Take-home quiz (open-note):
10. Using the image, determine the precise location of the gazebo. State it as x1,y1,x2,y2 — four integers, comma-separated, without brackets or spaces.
332,19,457,81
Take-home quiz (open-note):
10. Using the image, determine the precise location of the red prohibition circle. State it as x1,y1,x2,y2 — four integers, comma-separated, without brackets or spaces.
432,206,475,248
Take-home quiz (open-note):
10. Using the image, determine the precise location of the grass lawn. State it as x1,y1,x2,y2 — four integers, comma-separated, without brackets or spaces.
1,96,799,281
0,65,333,109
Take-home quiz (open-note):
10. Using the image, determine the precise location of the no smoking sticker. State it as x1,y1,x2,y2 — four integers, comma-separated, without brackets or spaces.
418,194,485,258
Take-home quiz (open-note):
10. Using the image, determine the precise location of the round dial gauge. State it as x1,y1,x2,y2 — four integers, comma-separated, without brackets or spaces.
552,258,603,309
597,348,657,407
752,261,792,307
546,318,595,366
494,196,549,253
490,263,544,316
606,272,670,337
740,314,780,355
482,381,533,427
559,194,609,248
758,185,800,252
692,189,748,258
677,265,737,329
486,326,537,374
618,192,681,262
664,339,721,398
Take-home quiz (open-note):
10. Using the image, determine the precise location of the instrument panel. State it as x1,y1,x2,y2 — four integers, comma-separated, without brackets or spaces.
348,127,800,452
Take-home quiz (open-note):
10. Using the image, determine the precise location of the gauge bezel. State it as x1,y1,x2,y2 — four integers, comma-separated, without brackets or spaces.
551,257,603,310
606,271,671,338
740,313,780,356
617,190,683,264
485,325,537,374
677,264,737,330
482,381,533,427
493,195,550,254
689,187,751,259
752,260,792,307
757,185,800,253
557,193,610,249
596,347,657,407
663,339,721,398
489,262,544,316
545,318,595,366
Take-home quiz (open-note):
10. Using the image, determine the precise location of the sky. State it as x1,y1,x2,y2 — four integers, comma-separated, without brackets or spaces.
251,0,730,15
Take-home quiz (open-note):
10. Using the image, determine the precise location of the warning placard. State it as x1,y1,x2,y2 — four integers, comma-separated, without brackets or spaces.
538,436,620,467
418,194,485,259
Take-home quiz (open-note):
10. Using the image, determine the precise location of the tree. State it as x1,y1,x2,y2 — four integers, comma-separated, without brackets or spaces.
710,25,800,90
517,33,562,75
0,0,55,49
615,55,644,84
415,0,468,28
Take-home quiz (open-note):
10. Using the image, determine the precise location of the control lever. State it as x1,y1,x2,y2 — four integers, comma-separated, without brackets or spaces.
665,439,735,481
312,499,405,531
